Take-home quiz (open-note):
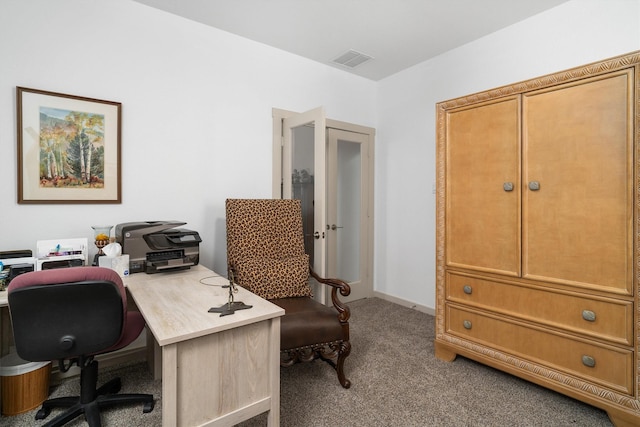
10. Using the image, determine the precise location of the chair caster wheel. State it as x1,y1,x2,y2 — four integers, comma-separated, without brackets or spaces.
36,407,51,420
143,400,155,413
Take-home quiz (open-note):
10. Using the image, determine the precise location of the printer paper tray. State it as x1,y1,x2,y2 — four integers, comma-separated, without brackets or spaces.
145,260,194,273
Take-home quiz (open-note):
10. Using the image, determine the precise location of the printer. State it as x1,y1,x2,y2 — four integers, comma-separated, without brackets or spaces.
115,221,201,274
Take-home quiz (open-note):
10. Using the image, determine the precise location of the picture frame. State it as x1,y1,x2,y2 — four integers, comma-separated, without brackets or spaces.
17,87,122,204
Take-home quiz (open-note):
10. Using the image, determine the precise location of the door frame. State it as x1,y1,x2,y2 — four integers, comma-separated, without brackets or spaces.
272,108,375,302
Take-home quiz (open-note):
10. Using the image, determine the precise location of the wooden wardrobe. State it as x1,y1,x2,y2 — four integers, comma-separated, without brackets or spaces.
435,51,640,426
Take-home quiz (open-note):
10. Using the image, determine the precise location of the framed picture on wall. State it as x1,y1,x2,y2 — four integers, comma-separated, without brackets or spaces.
16,87,122,204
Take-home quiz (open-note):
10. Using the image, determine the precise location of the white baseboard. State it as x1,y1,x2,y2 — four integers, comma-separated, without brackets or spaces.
372,291,435,316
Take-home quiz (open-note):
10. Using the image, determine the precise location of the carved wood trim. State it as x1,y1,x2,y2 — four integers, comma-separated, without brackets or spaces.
437,51,640,110
439,333,640,412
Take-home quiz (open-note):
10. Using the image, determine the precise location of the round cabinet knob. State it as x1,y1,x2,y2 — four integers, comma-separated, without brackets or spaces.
528,181,541,191
463,285,472,295
503,182,514,192
582,310,596,322
463,320,472,330
582,355,596,368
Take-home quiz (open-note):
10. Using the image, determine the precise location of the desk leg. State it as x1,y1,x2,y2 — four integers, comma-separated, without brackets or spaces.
267,317,280,427
162,344,178,427
146,328,162,380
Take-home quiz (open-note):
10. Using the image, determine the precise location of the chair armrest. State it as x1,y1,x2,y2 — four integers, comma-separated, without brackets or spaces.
310,267,351,323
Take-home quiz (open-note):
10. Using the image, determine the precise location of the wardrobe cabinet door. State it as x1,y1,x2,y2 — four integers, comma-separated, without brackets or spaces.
522,70,634,293
445,96,521,276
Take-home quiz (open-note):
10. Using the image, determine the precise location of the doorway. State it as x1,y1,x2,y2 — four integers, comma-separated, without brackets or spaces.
272,108,375,303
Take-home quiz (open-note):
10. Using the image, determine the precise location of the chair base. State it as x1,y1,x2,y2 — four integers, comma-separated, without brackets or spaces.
281,340,352,389
36,360,154,427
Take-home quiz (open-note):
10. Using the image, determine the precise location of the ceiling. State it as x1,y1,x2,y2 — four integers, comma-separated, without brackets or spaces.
134,0,570,81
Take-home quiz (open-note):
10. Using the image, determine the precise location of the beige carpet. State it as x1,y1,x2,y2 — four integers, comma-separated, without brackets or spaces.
1,298,613,426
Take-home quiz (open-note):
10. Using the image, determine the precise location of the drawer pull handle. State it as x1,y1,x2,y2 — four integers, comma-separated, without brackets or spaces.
503,182,514,192
463,320,472,330
582,355,596,368
463,285,472,294
582,310,596,322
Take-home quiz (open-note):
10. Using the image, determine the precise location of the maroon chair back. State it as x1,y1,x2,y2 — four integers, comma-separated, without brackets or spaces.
8,267,130,362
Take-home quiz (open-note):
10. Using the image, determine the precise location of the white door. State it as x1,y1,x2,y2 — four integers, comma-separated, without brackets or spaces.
326,128,371,302
276,108,374,304
282,107,328,302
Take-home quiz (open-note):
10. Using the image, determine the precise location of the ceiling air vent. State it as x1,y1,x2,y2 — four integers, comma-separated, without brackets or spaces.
331,49,373,68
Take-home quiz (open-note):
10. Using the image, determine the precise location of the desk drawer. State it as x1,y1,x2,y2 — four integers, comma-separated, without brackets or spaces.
446,304,633,395
446,273,633,345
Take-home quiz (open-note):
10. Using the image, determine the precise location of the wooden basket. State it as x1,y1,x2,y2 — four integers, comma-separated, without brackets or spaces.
0,353,51,416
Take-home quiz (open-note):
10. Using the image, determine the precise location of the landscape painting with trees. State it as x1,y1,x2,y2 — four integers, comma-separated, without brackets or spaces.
39,106,105,189
18,87,121,204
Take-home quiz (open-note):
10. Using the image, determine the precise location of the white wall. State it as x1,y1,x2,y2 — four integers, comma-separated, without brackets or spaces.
2,0,639,312
375,0,640,310
0,0,376,274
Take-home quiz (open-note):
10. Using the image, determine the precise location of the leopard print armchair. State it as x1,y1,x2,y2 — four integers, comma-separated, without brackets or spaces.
226,198,351,388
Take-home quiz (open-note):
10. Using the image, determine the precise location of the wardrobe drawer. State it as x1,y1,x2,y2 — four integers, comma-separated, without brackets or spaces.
446,273,633,345
446,304,633,394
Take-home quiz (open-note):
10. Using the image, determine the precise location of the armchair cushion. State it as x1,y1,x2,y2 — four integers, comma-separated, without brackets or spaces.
272,297,345,349
234,254,312,300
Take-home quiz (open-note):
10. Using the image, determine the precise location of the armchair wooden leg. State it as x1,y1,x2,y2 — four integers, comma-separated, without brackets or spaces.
336,341,351,389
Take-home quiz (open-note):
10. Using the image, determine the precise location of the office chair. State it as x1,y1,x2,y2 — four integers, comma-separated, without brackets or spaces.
226,198,352,388
7,266,154,427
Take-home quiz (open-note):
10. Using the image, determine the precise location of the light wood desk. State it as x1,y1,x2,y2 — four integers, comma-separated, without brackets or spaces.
123,265,284,427
0,265,283,426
